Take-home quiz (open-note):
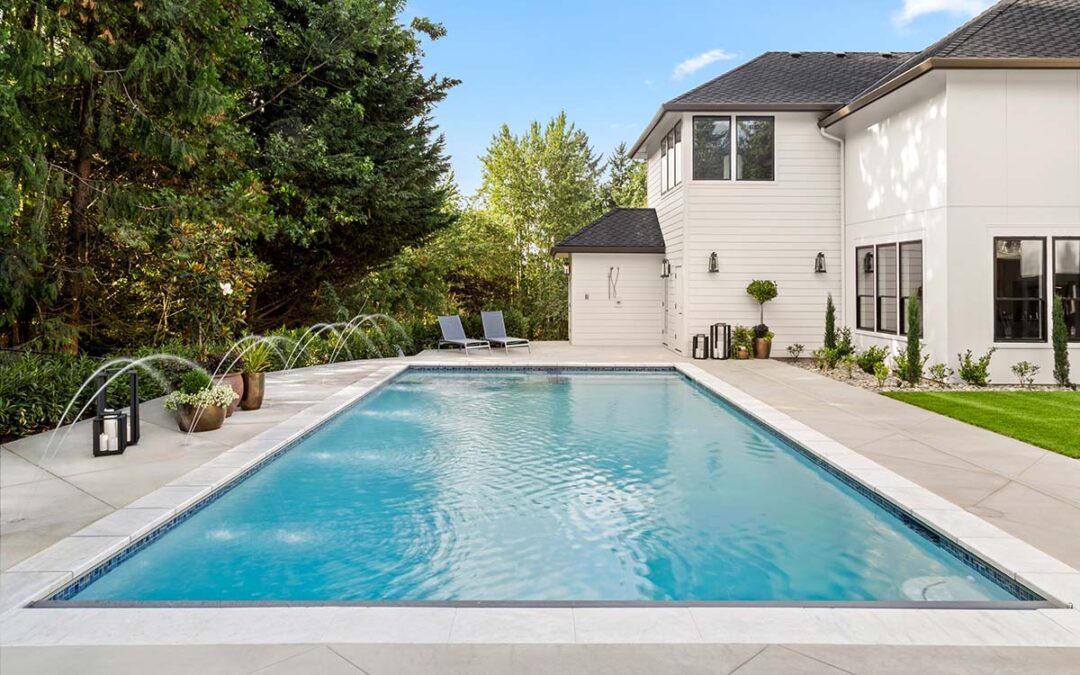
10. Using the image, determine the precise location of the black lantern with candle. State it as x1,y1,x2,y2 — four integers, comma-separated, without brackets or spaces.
91,368,140,457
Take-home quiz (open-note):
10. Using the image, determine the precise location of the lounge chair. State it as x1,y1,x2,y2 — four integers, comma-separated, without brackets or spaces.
437,315,491,355
481,311,531,353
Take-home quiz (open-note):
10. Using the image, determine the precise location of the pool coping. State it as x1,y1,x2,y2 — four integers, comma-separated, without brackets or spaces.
2,359,1078,648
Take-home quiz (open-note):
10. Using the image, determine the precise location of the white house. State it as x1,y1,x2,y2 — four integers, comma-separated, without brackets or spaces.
553,0,1080,383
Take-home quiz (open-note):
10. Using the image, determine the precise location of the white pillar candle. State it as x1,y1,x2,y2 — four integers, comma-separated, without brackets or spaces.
103,415,118,440
99,433,109,451
108,436,119,452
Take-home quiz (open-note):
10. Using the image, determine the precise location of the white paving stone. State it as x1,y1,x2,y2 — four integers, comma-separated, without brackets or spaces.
572,607,701,643
448,608,574,643
8,535,128,575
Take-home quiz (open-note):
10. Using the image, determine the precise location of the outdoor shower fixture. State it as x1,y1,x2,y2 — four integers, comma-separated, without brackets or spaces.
607,266,620,300
92,368,140,457
815,252,827,273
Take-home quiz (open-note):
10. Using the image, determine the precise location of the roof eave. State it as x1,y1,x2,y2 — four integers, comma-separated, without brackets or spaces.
629,102,838,158
551,245,666,255
821,57,1080,128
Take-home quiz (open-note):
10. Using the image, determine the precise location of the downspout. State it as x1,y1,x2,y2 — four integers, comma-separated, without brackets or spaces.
819,126,846,331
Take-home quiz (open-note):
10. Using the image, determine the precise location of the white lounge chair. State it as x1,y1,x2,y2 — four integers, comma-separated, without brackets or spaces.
437,315,491,355
481,311,531,353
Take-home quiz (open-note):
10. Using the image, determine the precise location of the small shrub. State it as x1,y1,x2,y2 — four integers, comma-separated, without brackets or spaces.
812,347,840,370
893,351,928,386
903,296,922,386
840,353,857,378
824,294,837,350
1052,295,1071,386
927,363,953,383
957,348,996,387
835,327,854,358
873,361,890,387
857,346,888,375
732,325,754,354
179,369,212,395
787,343,805,361
1011,361,1039,387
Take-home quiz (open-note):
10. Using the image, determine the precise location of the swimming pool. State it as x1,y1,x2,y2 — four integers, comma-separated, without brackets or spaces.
59,368,1032,603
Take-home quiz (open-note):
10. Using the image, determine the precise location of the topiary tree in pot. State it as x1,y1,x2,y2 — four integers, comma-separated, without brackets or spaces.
746,279,778,358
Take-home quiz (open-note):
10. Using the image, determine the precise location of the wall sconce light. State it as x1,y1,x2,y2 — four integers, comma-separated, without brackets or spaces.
660,259,671,278
862,251,874,273
708,252,719,273
814,252,827,273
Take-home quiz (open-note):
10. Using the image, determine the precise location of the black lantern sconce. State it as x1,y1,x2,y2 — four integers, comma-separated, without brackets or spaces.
708,252,719,273
561,258,571,276
92,368,140,457
814,252,827,273
660,259,672,278
862,250,874,273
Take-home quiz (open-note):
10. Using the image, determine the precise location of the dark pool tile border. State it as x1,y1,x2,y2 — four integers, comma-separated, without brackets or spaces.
41,364,1049,606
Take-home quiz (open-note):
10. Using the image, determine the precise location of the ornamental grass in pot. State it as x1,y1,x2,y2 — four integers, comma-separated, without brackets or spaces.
204,352,245,416
164,370,238,433
240,341,272,411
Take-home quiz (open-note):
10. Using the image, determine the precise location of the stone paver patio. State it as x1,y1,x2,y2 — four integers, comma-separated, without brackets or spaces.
2,343,1078,673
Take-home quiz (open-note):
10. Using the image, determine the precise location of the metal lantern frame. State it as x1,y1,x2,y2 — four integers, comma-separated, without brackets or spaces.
814,251,827,273
92,368,140,457
708,252,720,273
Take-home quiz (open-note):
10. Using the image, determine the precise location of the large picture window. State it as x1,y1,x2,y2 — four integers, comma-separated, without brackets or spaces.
692,116,730,181
994,238,1046,342
856,246,875,331
736,117,775,181
1054,237,1080,342
660,122,682,193
899,241,923,336
876,244,898,334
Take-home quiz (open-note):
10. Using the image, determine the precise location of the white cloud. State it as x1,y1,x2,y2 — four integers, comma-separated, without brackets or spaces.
672,49,736,80
892,0,993,27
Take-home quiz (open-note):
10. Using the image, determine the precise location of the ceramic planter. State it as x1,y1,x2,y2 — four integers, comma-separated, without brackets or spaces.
241,372,265,411
214,372,244,416
176,403,226,432
735,346,750,360
753,338,773,359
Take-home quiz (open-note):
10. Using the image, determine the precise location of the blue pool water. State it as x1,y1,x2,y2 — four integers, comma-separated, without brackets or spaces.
71,369,1018,602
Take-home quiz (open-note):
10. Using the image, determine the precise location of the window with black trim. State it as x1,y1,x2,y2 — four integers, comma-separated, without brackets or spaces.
876,243,897,334
994,238,1046,342
1054,237,1080,342
660,121,682,193
736,116,774,181
899,241,923,336
692,116,731,181
856,246,874,331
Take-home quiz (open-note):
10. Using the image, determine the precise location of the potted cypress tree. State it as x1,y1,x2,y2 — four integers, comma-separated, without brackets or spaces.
746,280,778,358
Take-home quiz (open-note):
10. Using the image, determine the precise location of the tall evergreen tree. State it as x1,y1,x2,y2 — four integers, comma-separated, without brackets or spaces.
601,142,647,209
1052,294,1071,386
245,0,459,328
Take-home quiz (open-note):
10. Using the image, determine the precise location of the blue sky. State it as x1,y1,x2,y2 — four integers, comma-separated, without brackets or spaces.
408,0,993,196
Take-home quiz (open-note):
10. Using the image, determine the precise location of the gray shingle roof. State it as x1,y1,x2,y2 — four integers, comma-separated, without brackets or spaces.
667,52,915,109
552,208,665,254
912,0,1080,60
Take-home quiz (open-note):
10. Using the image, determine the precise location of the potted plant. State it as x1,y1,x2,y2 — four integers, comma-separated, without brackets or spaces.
164,370,238,433
240,341,272,411
732,325,754,359
204,352,245,416
746,279,778,359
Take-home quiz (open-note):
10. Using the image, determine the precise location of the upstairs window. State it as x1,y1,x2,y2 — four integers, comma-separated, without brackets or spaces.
660,121,682,193
994,238,1046,342
736,117,775,181
1054,237,1080,341
692,116,731,180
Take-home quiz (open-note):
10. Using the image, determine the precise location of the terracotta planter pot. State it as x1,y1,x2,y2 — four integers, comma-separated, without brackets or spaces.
753,338,773,359
240,372,265,411
735,346,750,360
176,404,226,432
214,372,244,416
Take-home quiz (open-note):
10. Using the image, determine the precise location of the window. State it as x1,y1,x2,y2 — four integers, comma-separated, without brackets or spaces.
1054,237,1080,342
994,238,1046,342
659,121,682,193
856,246,875,331
876,244,898,334
692,116,731,180
736,116,775,181
899,241,923,336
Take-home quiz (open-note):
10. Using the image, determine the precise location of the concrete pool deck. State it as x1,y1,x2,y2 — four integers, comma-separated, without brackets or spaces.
2,343,1078,672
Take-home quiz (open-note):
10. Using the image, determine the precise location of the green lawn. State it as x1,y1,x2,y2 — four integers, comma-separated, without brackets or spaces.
883,391,1080,459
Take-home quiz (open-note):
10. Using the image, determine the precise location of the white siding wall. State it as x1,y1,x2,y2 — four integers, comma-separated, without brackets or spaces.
646,119,687,351
681,111,842,353
842,76,949,364
568,253,664,345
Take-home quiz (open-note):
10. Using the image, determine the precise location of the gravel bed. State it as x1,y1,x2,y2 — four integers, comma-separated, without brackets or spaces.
780,358,1071,393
